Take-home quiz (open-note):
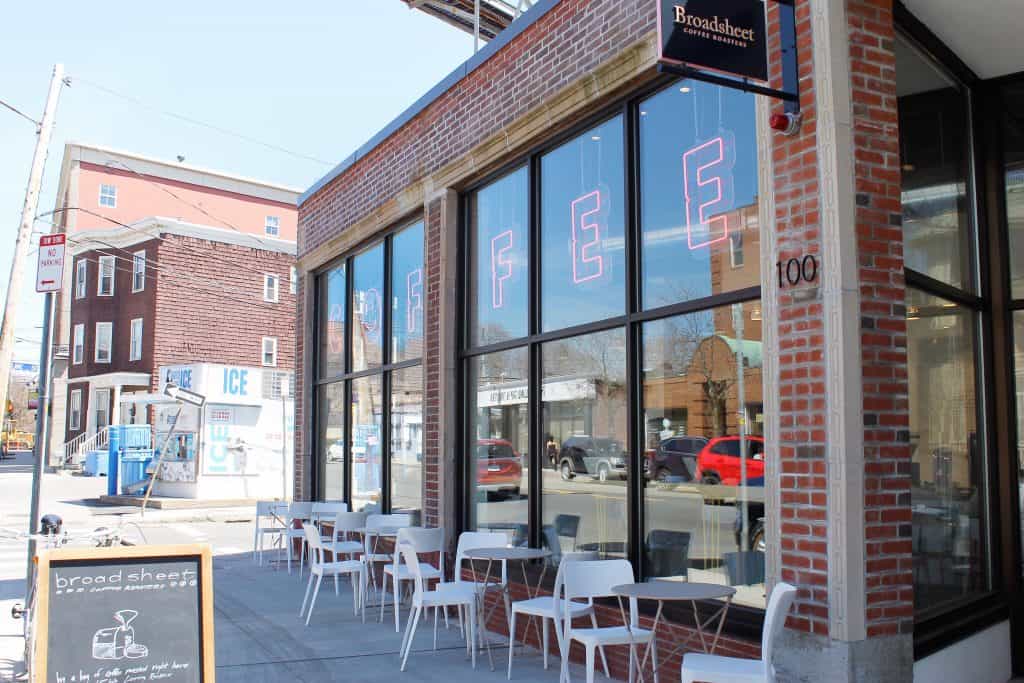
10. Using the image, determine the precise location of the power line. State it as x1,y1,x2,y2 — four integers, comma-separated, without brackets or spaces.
72,76,333,167
0,97,39,127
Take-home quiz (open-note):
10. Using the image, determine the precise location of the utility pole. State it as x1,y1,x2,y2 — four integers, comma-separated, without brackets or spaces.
0,64,65,456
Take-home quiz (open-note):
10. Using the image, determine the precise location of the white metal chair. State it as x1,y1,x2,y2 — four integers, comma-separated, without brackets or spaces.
362,513,413,594
299,523,364,625
323,511,367,561
560,559,656,683
507,551,610,679
311,501,349,532
381,527,445,631
253,501,288,566
283,501,314,575
680,582,797,683
454,531,509,592
397,542,478,672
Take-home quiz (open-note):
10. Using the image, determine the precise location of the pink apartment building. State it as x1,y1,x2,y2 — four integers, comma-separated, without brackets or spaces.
48,143,300,467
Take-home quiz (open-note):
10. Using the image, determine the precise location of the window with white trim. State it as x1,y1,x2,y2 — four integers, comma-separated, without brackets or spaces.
261,337,278,367
95,322,113,363
129,318,143,361
99,184,117,208
729,232,744,268
265,216,280,237
72,324,84,365
264,274,280,303
132,251,146,292
75,260,87,299
97,256,115,296
69,390,82,431
290,266,298,295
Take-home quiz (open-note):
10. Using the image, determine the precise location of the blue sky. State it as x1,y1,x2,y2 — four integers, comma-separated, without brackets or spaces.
0,1,473,363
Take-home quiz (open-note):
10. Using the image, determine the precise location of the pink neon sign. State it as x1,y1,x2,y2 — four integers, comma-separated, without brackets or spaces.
571,190,604,283
491,230,514,309
360,287,382,334
682,132,736,251
406,268,423,333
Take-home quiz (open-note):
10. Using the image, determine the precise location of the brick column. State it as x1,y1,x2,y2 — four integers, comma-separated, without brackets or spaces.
763,0,912,680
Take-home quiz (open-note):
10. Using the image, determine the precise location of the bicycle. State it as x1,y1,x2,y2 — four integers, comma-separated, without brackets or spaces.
3,517,146,681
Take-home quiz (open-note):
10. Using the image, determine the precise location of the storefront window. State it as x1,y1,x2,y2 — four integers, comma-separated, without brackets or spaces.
392,222,425,362
391,366,423,515
642,301,764,607
907,288,988,613
541,116,626,331
469,167,530,346
314,221,424,515
542,328,628,560
897,34,976,293
639,81,760,310
318,264,346,379
352,244,384,372
468,347,529,542
1004,82,1024,297
318,382,345,501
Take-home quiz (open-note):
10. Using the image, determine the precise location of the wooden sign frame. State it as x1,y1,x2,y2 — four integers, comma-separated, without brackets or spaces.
32,543,215,682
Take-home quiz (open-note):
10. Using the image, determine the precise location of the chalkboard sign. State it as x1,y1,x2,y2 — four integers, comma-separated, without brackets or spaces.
33,544,214,683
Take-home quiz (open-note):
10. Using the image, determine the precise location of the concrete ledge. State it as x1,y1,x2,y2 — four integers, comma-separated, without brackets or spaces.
775,629,912,682
96,495,259,510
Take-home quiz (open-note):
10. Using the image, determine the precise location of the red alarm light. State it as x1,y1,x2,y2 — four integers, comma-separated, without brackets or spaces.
769,112,802,136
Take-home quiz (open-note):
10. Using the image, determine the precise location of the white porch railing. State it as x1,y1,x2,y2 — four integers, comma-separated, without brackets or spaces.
62,425,111,466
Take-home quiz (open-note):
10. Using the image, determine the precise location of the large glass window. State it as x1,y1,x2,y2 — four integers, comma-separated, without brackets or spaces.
896,34,976,293
462,81,762,610
642,301,764,606
1004,82,1024,296
639,81,760,310
468,347,529,542
469,166,529,346
314,221,424,514
543,328,628,560
907,289,987,613
541,116,626,330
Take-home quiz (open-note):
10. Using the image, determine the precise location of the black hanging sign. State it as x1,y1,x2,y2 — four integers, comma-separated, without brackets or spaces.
658,0,769,83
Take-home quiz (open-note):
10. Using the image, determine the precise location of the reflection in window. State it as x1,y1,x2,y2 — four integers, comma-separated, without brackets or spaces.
1003,82,1024,297
907,288,987,613
391,366,423,516
541,116,626,331
542,328,628,561
319,264,346,378
392,222,425,363
351,375,383,512
352,245,384,372
639,81,760,310
469,348,529,543
642,301,765,607
319,383,346,502
896,34,975,292
470,167,529,346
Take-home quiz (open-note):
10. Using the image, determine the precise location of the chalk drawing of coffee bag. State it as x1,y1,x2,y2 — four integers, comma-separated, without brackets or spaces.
92,610,149,660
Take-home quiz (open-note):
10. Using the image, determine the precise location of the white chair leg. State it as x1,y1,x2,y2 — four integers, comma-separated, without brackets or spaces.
650,639,659,683
590,614,610,677
252,526,258,561
585,644,595,683
306,575,322,626
628,644,635,683
433,606,439,651
401,606,422,672
287,535,293,574
507,610,517,679
469,603,477,670
299,540,306,577
399,604,417,660
542,617,550,670
300,572,314,616
394,573,401,632
380,572,389,624
560,631,572,683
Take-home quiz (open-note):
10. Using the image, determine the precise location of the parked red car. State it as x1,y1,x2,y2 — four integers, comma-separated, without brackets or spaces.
476,439,523,497
695,436,766,485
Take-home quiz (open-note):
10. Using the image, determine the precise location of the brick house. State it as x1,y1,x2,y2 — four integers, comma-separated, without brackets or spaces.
51,144,299,470
294,1,1024,681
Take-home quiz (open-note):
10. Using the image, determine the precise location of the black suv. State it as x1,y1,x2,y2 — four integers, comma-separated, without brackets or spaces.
645,435,707,482
558,437,628,481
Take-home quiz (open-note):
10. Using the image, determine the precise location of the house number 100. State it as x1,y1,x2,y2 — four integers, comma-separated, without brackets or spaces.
776,255,818,288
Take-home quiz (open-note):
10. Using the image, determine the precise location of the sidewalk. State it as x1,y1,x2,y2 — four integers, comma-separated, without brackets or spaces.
213,552,568,683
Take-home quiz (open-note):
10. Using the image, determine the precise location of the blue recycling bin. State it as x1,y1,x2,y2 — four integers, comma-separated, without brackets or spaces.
107,448,119,496
83,450,108,477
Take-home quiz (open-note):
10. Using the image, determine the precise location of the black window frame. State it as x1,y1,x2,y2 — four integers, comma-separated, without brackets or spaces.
457,75,766,640
311,216,425,514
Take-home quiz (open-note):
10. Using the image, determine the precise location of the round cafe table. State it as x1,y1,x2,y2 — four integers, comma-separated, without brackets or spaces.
611,581,736,683
463,546,552,671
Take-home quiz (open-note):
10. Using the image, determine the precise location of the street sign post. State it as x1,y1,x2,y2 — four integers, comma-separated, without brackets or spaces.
34,233,65,293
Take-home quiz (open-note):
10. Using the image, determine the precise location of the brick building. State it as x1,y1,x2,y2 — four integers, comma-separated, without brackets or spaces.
294,1,1024,681
50,144,300,475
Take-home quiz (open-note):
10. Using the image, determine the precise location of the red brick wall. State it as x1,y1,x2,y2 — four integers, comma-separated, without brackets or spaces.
151,233,296,391
846,0,911,638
